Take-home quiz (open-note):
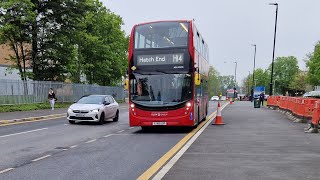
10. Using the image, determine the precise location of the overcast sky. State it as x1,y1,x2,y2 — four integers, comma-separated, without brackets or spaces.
103,0,320,85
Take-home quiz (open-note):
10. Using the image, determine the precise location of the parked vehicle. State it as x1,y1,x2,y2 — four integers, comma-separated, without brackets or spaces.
210,96,219,101
303,91,320,98
67,95,119,125
221,96,227,101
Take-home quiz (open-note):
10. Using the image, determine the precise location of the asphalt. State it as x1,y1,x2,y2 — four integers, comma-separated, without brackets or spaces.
164,101,320,180
0,108,67,121
0,102,218,180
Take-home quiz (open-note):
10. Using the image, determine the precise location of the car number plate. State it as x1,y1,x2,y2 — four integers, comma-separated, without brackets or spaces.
152,122,167,126
75,113,85,117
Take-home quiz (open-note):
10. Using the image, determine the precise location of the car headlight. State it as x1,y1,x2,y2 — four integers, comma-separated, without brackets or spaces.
91,109,99,113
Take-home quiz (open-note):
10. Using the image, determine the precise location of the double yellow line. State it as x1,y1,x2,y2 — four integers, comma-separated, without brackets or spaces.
0,114,66,127
138,103,228,179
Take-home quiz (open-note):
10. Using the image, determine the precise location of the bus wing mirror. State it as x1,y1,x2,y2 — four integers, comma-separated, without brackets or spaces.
195,73,201,86
124,78,129,90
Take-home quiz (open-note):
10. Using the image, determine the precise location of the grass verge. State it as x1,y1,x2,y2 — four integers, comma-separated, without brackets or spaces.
0,102,72,113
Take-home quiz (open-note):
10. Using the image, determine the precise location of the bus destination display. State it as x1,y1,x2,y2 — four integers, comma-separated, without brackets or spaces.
137,53,184,66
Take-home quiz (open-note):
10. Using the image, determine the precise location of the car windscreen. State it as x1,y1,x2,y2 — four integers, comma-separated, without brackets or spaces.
77,96,104,104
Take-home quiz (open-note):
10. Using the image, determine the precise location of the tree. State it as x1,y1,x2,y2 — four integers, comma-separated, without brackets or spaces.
269,56,299,95
0,0,35,81
74,0,128,85
242,68,269,95
208,66,220,97
218,75,238,95
1,0,128,85
29,0,91,81
306,41,320,86
289,70,307,92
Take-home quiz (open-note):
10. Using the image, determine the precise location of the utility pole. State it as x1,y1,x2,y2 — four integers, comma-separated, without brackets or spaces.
269,3,279,96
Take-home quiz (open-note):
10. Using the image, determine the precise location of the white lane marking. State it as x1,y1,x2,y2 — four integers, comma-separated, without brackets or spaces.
64,124,69,126
152,104,228,180
129,127,135,129
85,139,96,143
0,128,48,138
0,168,15,174
70,145,78,149
103,134,114,138
117,130,125,133
31,155,51,162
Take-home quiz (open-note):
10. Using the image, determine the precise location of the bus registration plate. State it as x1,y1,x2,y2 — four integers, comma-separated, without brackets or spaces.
152,122,167,126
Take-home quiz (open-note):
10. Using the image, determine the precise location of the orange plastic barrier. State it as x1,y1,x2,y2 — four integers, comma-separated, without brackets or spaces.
303,99,319,119
311,100,320,126
267,96,319,122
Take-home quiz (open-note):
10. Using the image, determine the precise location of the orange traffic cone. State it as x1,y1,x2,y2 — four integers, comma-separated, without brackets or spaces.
213,101,225,125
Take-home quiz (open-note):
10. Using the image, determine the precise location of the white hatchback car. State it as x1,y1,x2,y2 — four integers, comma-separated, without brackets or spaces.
67,95,119,125
210,96,220,101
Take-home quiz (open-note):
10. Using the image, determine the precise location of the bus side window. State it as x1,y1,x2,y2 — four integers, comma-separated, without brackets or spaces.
197,85,202,97
130,78,137,95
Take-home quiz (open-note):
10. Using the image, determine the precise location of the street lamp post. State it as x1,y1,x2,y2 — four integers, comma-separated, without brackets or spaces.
248,71,250,96
233,61,237,99
252,44,256,100
269,3,278,96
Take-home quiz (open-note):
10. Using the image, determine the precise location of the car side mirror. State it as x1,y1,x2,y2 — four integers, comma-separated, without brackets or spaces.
103,101,110,106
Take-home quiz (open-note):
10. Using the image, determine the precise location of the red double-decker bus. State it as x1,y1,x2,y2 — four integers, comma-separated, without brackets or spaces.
127,20,209,129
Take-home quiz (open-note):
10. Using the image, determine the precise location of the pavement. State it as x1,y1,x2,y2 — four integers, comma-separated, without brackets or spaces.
163,101,320,180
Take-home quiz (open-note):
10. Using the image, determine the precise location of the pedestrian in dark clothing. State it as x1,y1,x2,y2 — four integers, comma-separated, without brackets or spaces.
259,92,265,106
48,88,56,110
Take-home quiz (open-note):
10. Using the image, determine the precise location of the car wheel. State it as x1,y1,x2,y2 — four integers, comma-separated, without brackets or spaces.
113,110,119,122
98,113,105,125
69,120,75,124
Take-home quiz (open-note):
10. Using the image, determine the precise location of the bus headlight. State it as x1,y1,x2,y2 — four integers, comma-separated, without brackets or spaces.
130,104,135,112
186,102,192,111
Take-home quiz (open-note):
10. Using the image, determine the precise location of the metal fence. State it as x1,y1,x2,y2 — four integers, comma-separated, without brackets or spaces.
0,79,125,105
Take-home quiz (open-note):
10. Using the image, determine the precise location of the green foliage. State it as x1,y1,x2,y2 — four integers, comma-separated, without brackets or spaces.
269,56,299,94
289,70,307,91
208,66,220,97
0,0,36,80
0,0,128,85
29,0,91,81
242,68,269,95
72,1,128,85
218,75,239,95
0,102,71,113
306,42,320,86
254,68,270,92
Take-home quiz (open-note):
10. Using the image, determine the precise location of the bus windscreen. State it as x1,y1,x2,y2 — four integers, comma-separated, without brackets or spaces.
130,73,192,106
